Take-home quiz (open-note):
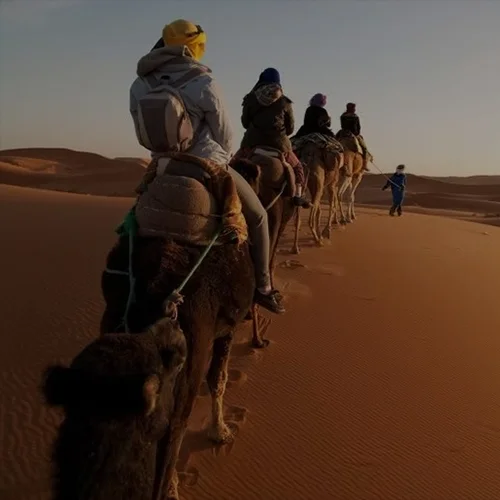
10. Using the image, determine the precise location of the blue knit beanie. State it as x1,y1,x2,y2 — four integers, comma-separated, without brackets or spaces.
258,67,281,85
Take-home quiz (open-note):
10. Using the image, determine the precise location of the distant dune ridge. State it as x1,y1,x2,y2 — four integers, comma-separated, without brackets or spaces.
0,148,500,225
0,148,499,226
0,148,147,197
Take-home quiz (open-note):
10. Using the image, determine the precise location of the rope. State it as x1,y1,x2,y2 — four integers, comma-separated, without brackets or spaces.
370,160,402,189
369,160,425,210
106,153,289,331
105,225,222,330
265,181,287,211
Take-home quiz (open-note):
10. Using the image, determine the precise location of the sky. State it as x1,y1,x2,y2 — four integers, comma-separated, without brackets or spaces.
0,0,499,176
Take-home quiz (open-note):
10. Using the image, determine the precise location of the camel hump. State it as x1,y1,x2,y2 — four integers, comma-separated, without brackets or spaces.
136,155,247,246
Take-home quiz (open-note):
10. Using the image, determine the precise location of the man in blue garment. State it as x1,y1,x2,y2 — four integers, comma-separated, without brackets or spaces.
382,164,407,216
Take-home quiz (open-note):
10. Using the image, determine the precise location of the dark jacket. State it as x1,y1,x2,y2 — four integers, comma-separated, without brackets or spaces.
240,83,295,152
295,105,334,138
340,111,361,136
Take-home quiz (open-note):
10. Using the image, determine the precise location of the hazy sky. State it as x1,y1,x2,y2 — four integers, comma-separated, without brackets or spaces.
1,0,499,175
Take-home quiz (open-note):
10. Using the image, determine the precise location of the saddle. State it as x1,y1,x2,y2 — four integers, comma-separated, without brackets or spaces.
135,154,247,247
248,146,295,198
291,133,343,155
335,130,364,155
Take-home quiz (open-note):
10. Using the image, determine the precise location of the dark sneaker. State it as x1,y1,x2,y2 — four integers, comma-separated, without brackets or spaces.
254,289,285,314
293,196,311,209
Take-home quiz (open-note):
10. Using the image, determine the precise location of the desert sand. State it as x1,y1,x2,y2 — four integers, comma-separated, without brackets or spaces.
1,149,500,500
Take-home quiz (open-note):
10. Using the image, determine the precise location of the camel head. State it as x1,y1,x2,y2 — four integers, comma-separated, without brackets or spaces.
42,317,187,500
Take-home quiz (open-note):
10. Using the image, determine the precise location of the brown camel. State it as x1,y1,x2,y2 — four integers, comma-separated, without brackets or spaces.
336,133,373,224
42,316,187,500
292,143,343,254
234,149,296,342
43,157,292,500
240,150,296,284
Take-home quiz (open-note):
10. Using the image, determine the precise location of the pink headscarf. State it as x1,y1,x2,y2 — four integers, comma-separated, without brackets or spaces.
309,93,327,107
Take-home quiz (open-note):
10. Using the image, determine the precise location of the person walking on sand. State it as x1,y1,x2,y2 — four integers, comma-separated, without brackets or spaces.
382,164,407,216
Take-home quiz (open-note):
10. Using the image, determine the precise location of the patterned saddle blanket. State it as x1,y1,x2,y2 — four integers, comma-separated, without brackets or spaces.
291,133,344,154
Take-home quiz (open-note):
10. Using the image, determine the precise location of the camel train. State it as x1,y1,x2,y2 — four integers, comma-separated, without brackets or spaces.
41,20,373,498
41,137,368,500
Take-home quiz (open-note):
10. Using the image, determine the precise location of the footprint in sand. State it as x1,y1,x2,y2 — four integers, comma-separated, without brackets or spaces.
311,263,346,277
227,369,248,389
178,466,199,487
275,276,312,298
225,405,248,425
278,259,308,270
211,406,249,457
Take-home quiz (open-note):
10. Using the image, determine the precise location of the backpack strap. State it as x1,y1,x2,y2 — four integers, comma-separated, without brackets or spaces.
169,67,207,89
142,66,207,91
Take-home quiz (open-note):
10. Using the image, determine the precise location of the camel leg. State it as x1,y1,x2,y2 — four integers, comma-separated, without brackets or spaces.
321,182,336,240
267,200,285,288
348,174,364,221
251,303,269,348
337,175,352,225
333,184,340,226
291,207,301,254
206,333,234,443
308,170,324,246
154,320,212,500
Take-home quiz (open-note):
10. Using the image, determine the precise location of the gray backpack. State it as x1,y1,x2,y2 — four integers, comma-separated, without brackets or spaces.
136,67,206,153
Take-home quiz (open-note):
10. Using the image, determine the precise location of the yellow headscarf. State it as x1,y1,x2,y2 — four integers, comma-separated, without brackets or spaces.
162,19,206,61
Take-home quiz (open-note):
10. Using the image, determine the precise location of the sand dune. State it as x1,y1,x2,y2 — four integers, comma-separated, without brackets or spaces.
355,173,500,226
1,149,499,229
1,182,500,500
0,148,145,196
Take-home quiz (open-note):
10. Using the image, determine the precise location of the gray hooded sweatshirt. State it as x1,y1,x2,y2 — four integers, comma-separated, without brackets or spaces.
129,46,233,165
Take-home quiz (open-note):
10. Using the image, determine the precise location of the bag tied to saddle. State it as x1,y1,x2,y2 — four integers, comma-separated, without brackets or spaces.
291,133,344,155
135,67,206,153
129,154,248,247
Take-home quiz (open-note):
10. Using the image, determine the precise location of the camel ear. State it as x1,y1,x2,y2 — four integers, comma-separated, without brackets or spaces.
42,365,74,407
142,374,160,416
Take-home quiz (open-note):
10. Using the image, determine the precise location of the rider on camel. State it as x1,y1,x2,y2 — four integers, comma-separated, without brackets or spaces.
340,102,370,171
295,93,335,138
232,68,311,208
130,20,285,314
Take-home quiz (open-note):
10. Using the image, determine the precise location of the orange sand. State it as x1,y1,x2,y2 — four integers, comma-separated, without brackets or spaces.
1,149,500,500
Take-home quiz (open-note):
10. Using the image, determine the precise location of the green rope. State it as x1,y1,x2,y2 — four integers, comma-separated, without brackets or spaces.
106,164,287,331
106,203,222,332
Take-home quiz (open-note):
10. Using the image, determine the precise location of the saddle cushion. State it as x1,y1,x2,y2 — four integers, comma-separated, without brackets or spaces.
135,154,247,246
249,148,295,198
291,133,344,155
